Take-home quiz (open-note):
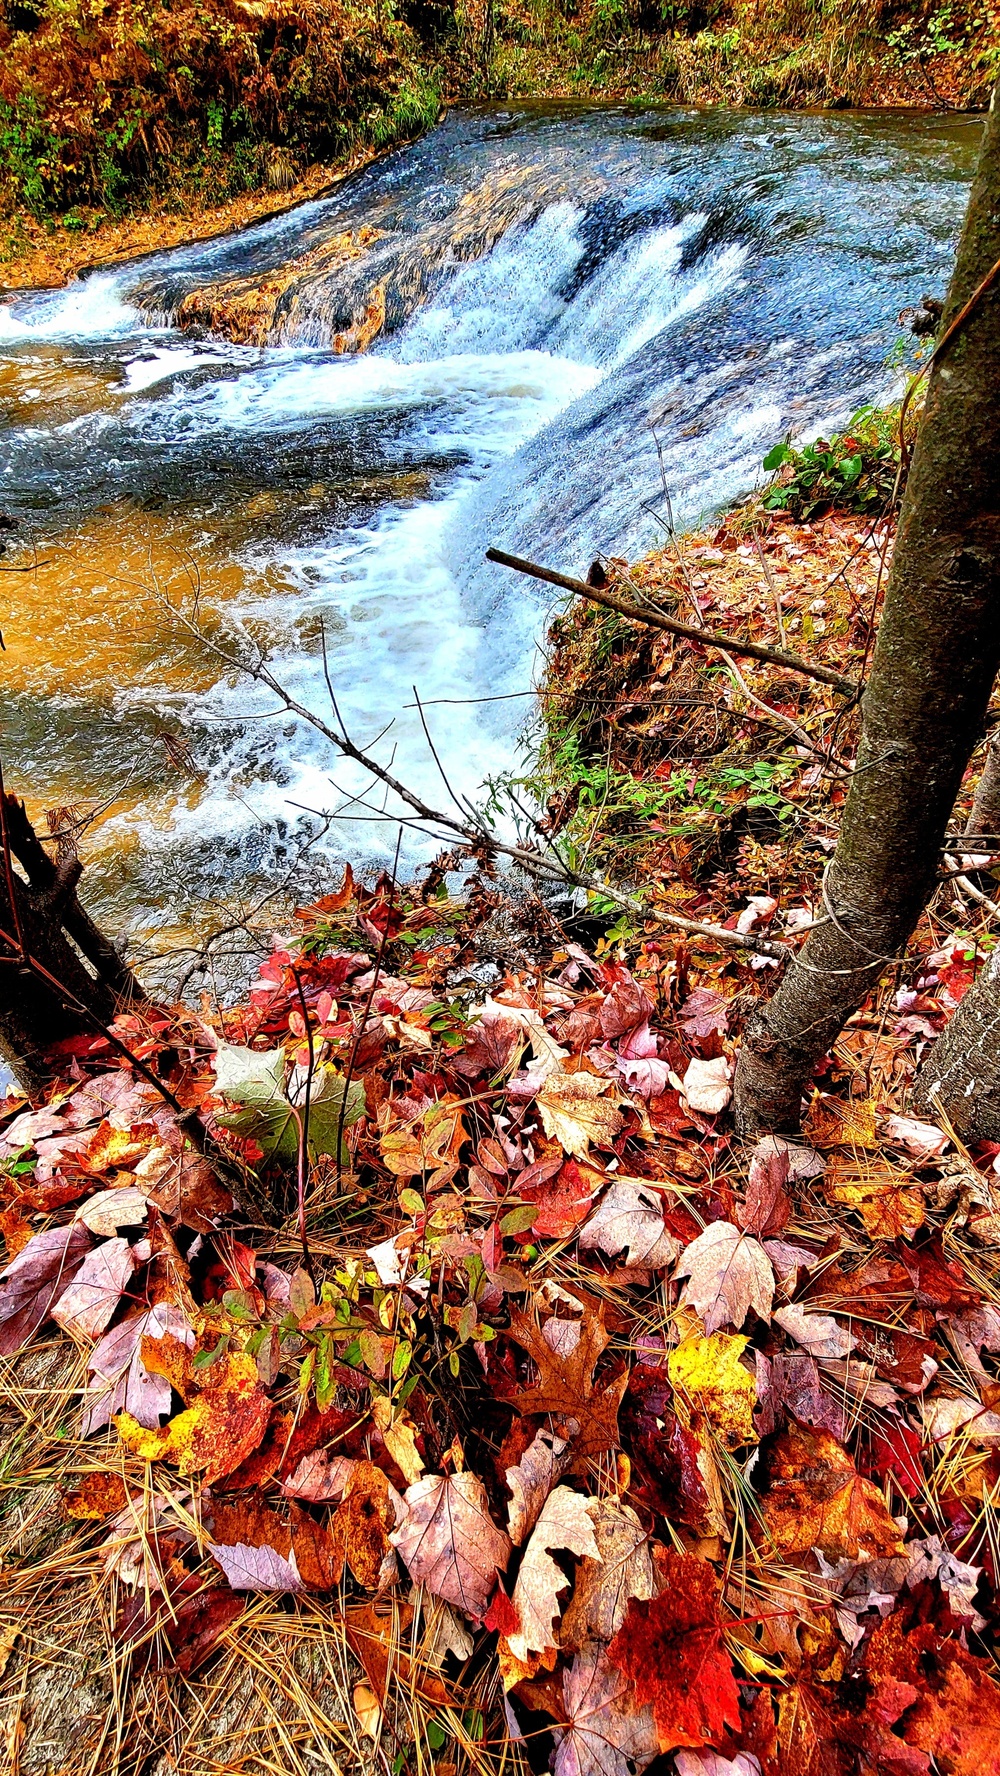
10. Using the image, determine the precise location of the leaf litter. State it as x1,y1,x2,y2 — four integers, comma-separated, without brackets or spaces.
2,507,1000,1774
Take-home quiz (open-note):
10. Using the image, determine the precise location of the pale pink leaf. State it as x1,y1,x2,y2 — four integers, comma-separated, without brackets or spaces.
617,1056,672,1098
82,1300,193,1434
0,1222,91,1356
883,1115,950,1159
774,1303,856,1360
676,1221,774,1333
507,1486,600,1664
579,1180,680,1269
51,1236,137,1341
679,989,730,1039
554,1642,659,1776
681,1056,731,1115
282,1449,358,1502
210,1540,304,1592
390,1471,511,1620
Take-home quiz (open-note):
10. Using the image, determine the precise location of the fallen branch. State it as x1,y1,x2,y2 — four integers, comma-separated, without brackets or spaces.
167,605,792,961
485,547,859,698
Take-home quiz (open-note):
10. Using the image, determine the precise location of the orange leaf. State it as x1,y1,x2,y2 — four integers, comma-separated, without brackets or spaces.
606,1556,741,1751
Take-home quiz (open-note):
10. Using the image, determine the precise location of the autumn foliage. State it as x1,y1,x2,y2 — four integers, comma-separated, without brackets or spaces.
3,835,1000,1772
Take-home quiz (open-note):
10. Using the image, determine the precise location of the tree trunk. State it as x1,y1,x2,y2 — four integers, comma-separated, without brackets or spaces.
912,946,1000,1139
0,794,143,1092
966,732,1000,843
733,91,1000,1134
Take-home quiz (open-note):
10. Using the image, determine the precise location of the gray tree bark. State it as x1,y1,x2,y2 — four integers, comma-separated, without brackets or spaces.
966,732,1000,843
733,89,1000,1134
912,946,1000,1140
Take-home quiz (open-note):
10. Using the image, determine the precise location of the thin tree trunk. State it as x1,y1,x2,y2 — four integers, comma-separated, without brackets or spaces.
0,794,143,1091
733,91,1000,1134
966,732,1000,842
912,946,1000,1140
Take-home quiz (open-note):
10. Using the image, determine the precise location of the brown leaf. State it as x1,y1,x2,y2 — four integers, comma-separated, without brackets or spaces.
762,1423,905,1560
559,1498,655,1652
331,1459,402,1589
115,1350,271,1485
508,1307,627,1459
740,1145,791,1237
536,1070,623,1159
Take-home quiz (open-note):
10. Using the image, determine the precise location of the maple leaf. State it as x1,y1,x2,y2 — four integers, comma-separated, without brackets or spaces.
559,1498,655,1652
606,1556,741,1750
453,1002,524,1077
579,1180,680,1269
599,975,654,1039
554,1641,660,1776
390,1470,511,1620
282,1448,357,1501
536,1070,623,1160
508,1307,627,1459
115,1349,271,1485
668,1334,756,1448
505,1427,569,1545
51,1236,137,1341
762,1422,905,1560
214,1042,364,1164
506,1486,601,1665
676,1222,774,1333
0,1222,91,1356
829,1161,925,1241
755,1351,846,1442
81,1301,194,1434
523,1157,604,1240
679,988,730,1039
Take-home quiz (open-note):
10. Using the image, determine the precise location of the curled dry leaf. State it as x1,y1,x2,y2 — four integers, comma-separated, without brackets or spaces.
676,1221,775,1333
558,1498,655,1652
773,1303,857,1360
505,1428,569,1546
579,1180,680,1269
536,1070,623,1160
507,1486,601,1665
390,1470,511,1621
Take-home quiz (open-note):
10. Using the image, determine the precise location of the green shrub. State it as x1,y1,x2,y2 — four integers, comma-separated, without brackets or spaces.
760,398,917,519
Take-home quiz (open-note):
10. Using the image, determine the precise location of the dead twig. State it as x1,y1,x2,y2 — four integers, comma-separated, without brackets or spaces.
485,547,859,697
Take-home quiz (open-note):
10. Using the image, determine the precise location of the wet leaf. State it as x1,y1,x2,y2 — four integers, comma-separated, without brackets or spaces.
554,1641,660,1776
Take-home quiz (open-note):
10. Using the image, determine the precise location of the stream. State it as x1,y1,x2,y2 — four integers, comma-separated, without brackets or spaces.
0,103,980,973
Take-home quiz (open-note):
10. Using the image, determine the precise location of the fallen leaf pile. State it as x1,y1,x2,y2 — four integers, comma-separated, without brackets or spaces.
2,827,1000,1776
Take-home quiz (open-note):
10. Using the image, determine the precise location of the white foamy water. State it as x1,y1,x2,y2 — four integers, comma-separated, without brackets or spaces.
0,104,977,937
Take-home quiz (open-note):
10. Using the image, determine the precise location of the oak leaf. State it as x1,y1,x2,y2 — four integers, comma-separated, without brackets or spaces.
536,1070,623,1160
507,1486,601,1665
390,1470,511,1620
579,1180,680,1269
505,1427,569,1545
508,1307,627,1459
115,1349,271,1485
762,1423,905,1560
554,1641,660,1776
606,1556,741,1750
677,1222,774,1332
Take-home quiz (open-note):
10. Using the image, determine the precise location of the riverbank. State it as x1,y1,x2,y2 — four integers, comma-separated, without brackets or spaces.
4,480,1000,1771
2,0,997,287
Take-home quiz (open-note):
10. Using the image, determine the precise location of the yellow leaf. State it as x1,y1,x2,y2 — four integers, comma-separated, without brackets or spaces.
828,1163,925,1240
667,1333,756,1447
536,1070,623,1159
115,1351,270,1485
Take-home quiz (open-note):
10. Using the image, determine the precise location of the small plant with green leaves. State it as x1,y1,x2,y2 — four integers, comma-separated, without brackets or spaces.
760,398,915,520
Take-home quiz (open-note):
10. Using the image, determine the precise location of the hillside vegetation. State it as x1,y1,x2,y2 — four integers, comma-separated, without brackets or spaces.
1,0,997,272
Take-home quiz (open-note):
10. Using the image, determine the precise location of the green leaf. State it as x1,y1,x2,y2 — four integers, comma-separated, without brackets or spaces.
762,443,791,472
214,1042,365,1164
499,1204,539,1236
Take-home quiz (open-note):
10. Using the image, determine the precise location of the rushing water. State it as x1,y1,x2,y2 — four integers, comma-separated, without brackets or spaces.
0,103,980,963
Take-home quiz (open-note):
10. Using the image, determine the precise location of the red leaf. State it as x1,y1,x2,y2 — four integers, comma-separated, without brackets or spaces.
606,1557,741,1750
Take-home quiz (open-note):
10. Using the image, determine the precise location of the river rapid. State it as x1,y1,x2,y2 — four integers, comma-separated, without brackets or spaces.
0,103,980,971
